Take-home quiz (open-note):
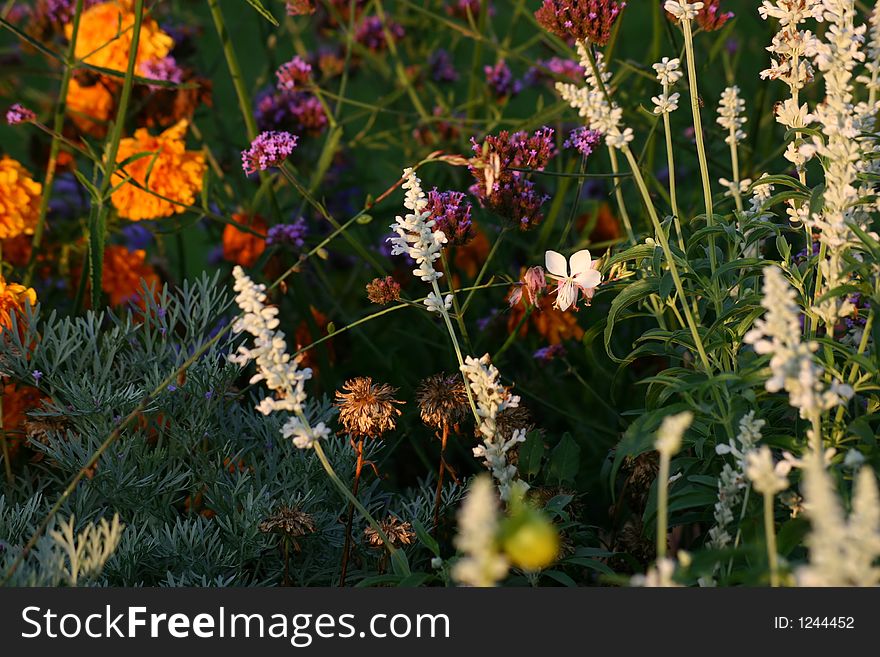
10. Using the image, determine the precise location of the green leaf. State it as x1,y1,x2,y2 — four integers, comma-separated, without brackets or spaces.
658,271,674,302
604,277,660,363
517,430,545,479
244,0,279,25
547,433,580,485
412,519,439,557
542,570,578,587
72,170,101,203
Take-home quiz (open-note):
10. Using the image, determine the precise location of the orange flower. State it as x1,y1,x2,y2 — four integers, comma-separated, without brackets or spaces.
0,235,32,267
1,382,44,459
0,274,37,333
222,213,267,267
101,245,159,306
507,283,584,345
65,0,173,75
0,156,42,240
577,203,622,244
66,77,115,137
110,120,206,220
453,228,491,279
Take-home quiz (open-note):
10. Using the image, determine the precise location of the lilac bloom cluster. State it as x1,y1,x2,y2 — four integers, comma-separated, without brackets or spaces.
564,127,602,158
241,131,298,175
267,218,309,249
425,189,475,246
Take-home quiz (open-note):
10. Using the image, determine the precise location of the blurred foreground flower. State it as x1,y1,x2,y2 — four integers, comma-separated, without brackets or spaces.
452,475,509,587
0,274,36,333
0,156,42,239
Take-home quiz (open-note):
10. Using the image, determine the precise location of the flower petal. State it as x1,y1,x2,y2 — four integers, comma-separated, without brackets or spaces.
545,250,569,278
568,249,592,276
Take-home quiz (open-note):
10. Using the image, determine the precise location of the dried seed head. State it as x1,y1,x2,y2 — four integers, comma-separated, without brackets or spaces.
364,516,415,549
335,377,404,439
365,276,401,305
416,372,470,431
259,506,317,539
495,404,534,441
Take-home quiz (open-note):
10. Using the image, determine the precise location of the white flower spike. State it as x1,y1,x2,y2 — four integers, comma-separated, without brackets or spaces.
544,249,602,312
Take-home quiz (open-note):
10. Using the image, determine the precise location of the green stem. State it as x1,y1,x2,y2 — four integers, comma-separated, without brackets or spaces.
662,103,684,251
657,452,670,561
622,145,711,373
608,147,635,243
763,493,779,587
681,19,717,275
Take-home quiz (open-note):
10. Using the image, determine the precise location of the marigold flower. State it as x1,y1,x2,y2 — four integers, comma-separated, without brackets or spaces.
223,214,268,268
0,273,37,333
101,245,159,306
0,156,42,240
335,377,404,439
65,77,115,137
110,120,206,221
65,0,174,75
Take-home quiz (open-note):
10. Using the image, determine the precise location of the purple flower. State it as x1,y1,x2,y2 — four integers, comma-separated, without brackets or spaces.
32,370,43,383
255,88,328,136
533,344,566,361
6,103,35,125
428,49,458,83
525,58,586,87
425,189,474,245
564,127,602,158
140,56,184,90
266,217,308,249
276,56,312,92
241,131,298,175
355,16,404,52
484,60,522,99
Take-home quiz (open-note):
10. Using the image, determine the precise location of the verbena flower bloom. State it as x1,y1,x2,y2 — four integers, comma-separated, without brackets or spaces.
229,266,313,416
286,0,315,15
6,103,35,125
716,85,747,144
563,127,602,157
241,130,298,175
276,56,312,91
692,0,733,31
484,60,522,98
255,88,328,136
746,446,791,496
534,0,626,46
355,15,404,52
654,411,692,456
266,218,308,249
140,56,184,90
544,249,602,312
424,189,473,246
452,475,509,587
428,49,458,83
460,354,528,500
388,168,447,291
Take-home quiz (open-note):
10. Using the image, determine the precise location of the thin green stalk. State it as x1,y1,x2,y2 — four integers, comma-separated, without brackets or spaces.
313,441,410,577
681,18,717,275
608,147,636,243
661,103,684,251
657,451,670,561
622,145,711,373
460,226,510,317
440,250,473,353
24,0,85,288
763,492,779,587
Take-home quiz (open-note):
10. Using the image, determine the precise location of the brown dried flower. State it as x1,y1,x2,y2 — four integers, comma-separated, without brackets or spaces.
335,377,404,438
416,372,470,431
259,506,317,542
365,276,401,305
364,516,415,549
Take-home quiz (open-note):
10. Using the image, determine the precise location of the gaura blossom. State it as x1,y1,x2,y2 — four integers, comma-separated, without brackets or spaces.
111,120,206,221
0,274,37,333
544,249,602,311
0,156,42,240
65,0,174,76
508,266,546,308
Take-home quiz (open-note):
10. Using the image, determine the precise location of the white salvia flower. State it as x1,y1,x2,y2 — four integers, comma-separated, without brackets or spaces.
452,475,509,587
743,267,853,418
718,177,752,198
631,557,680,587
652,57,683,86
775,98,813,129
746,446,792,496
281,417,331,450
460,354,528,500
230,266,313,416
797,456,880,586
388,168,447,283
664,0,704,22
717,86,747,145
655,411,693,457
556,44,633,150
652,91,680,114
424,291,453,313
716,411,765,470
759,1,824,92
748,173,776,212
